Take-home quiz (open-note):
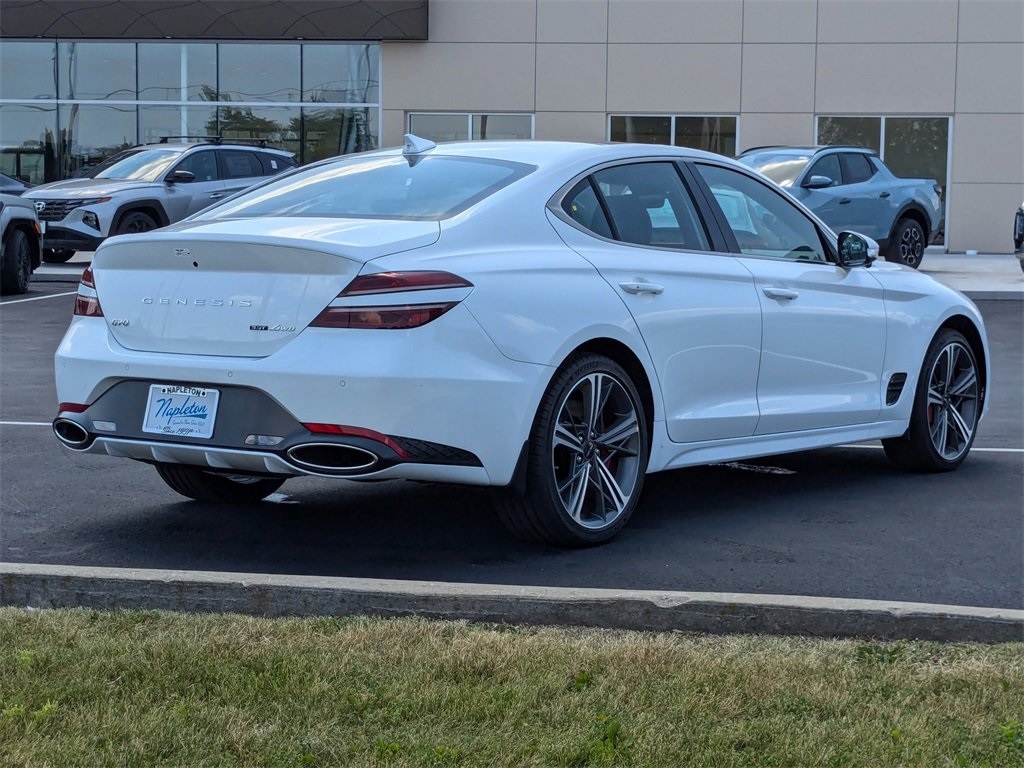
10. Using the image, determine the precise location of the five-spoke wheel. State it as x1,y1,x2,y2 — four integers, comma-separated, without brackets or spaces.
884,329,980,472
494,354,648,546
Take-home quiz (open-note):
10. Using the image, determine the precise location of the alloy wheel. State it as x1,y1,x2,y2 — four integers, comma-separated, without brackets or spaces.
899,224,924,267
550,372,642,530
926,341,979,461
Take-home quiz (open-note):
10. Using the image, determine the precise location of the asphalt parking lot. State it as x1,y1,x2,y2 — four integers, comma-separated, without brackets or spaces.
1,279,1021,610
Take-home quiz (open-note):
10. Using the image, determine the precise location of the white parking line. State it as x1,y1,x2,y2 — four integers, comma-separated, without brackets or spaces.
0,421,53,427
840,443,1024,454
0,291,76,305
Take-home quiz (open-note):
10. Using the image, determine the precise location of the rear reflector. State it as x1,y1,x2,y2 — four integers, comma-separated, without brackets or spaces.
340,271,472,296
58,402,89,413
310,302,457,330
302,423,409,458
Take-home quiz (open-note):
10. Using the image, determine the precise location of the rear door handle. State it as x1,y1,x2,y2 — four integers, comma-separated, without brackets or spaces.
762,287,799,301
838,198,852,204
208,192,225,199
879,191,891,198
619,281,664,295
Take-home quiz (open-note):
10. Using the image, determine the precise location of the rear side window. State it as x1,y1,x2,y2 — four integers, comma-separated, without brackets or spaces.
592,162,710,250
219,150,263,179
562,180,613,239
840,153,876,184
259,152,295,175
199,154,535,221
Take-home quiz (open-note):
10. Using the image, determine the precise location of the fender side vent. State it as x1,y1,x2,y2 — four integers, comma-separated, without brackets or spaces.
886,373,908,405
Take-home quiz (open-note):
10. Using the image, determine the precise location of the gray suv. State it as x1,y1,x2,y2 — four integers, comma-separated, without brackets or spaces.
0,193,42,295
737,146,944,269
25,138,296,263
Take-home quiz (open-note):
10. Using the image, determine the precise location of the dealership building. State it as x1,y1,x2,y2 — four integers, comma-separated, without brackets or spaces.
1,0,1021,252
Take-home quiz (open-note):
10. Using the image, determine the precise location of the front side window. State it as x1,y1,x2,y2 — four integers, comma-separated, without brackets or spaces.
592,163,710,250
200,154,535,221
696,164,829,263
171,151,218,182
806,154,842,187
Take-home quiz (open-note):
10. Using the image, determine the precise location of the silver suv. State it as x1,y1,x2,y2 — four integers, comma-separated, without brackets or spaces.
25,138,297,263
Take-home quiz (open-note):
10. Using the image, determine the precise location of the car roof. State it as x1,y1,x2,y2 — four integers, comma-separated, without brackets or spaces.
352,139,735,174
739,145,876,156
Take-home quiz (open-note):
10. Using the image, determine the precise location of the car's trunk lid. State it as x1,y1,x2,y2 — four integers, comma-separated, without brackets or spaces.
94,217,440,357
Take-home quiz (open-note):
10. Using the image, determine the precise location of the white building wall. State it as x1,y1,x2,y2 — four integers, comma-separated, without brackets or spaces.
383,0,1024,252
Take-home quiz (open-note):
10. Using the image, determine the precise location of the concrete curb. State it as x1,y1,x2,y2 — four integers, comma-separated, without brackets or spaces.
2,563,1021,643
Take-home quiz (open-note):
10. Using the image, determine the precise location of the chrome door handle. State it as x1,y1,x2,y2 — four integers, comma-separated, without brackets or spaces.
619,281,664,295
209,192,225,199
762,287,799,301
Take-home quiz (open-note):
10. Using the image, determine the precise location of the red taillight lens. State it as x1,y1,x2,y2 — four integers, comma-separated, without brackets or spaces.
310,271,472,330
310,302,457,329
58,402,89,413
302,423,409,458
74,266,103,317
340,271,472,296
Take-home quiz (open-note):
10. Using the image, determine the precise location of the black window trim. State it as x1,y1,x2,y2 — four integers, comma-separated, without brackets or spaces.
685,158,840,265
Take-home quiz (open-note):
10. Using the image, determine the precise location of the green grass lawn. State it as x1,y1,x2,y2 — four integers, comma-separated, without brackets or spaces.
1,608,1021,767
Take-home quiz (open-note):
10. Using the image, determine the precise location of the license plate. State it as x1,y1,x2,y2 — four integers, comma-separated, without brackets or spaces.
142,384,219,439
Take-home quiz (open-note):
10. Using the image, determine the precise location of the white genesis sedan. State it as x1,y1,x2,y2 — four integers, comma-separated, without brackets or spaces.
54,137,989,546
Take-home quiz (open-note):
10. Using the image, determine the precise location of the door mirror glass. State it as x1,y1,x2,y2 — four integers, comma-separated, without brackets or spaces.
167,169,195,184
837,231,878,268
803,175,835,190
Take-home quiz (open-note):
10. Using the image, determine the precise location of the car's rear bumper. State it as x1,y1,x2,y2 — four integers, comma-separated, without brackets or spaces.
54,308,552,486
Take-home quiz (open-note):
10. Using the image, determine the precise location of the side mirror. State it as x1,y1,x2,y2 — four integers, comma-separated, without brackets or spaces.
802,175,834,190
167,170,195,184
837,231,879,268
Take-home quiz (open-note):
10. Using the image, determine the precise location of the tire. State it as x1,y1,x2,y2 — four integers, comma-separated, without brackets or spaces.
1,227,32,295
115,211,158,236
885,217,926,269
41,248,75,264
155,463,286,503
883,329,980,473
493,354,649,547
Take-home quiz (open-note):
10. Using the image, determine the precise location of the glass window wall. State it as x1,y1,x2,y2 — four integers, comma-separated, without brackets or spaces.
610,115,737,156
58,104,137,178
58,42,136,101
219,44,300,103
2,41,379,181
138,43,217,101
0,103,57,184
408,113,534,142
0,42,57,99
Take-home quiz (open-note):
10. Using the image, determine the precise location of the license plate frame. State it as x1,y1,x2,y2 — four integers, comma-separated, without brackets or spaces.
142,384,219,439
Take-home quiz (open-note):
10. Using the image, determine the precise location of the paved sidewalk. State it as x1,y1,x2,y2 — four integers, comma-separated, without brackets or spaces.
34,249,1024,299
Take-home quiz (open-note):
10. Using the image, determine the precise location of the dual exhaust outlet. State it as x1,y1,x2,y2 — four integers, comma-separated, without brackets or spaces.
53,418,383,474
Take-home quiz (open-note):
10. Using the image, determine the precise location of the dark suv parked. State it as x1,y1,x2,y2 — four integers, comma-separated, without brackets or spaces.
25,137,297,263
737,146,944,269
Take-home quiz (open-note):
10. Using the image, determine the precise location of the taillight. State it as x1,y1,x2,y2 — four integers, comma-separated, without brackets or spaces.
310,271,472,330
74,265,103,317
340,271,472,296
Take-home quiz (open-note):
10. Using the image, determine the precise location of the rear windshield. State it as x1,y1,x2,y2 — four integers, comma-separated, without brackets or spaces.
737,152,812,187
199,154,536,221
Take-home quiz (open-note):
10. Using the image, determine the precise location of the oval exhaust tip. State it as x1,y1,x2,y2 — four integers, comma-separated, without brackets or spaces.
287,443,380,473
53,418,90,449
